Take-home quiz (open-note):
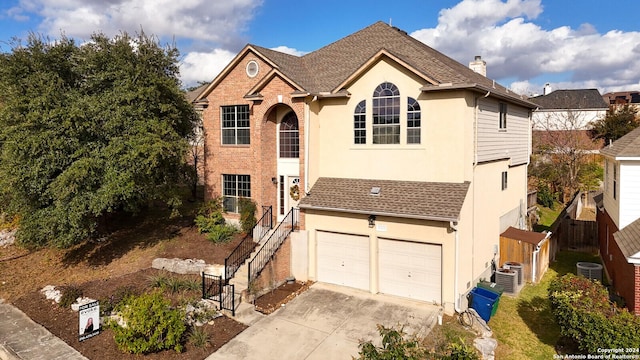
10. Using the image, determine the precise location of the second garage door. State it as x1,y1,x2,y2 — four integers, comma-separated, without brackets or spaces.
317,231,370,291
379,239,441,303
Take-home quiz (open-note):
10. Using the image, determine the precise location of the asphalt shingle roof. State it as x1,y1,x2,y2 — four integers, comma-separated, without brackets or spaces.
600,126,640,158
245,22,532,106
613,217,640,261
298,177,470,222
530,89,608,110
500,226,548,246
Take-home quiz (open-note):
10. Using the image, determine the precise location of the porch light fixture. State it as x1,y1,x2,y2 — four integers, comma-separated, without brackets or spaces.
271,177,277,184
368,215,376,228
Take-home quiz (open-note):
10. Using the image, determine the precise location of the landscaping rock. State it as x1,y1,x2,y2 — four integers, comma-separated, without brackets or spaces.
151,258,206,274
40,285,61,303
474,336,497,360
0,229,16,247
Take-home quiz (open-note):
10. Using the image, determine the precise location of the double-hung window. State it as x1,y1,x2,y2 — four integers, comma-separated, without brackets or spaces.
499,103,507,130
372,82,400,144
222,174,251,213
221,105,250,145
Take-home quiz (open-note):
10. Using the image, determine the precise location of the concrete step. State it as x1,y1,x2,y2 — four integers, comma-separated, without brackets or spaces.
228,302,265,326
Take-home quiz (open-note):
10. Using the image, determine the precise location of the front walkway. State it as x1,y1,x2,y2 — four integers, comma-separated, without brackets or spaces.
207,282,440,360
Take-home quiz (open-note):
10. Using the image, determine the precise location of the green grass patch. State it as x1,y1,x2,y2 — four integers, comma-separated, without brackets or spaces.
533,201,563,232
491,251,601,359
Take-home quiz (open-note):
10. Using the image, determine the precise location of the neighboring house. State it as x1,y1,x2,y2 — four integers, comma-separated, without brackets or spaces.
602,91,640,108
196,22,537,314
597,126,640,314
530,88,608,131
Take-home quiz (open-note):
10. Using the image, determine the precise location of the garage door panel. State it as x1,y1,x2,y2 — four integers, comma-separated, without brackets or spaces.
379,239,441,303
317,231,369,291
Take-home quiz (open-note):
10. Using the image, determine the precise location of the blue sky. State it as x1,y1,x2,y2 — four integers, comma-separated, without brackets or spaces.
1,0,640,95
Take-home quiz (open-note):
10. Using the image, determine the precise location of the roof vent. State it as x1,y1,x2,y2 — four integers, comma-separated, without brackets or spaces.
370,187,381,196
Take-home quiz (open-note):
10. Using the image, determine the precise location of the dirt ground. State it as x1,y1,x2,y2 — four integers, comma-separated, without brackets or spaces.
0,203,303,359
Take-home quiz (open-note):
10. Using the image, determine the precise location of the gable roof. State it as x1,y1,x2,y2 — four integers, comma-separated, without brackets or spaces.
500,226,549,246
298,177,470,222
613,217,640,264
600,126,640,159
530,89,608,110
198,22,535,108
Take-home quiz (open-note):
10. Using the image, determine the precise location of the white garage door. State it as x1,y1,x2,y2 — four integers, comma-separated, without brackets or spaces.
317,231,370,291
379,239,441,303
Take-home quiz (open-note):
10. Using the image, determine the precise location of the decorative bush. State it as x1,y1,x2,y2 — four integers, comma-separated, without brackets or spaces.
197,198,223,217
536,183,555,209
205,224,238,243
59,285,83,308
111,292,186,354
238,197,257,234
194,212,225,234
548,273,640,353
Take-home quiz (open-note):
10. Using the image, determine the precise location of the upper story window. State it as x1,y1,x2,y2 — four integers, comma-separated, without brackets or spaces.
501,171,508,190
354,100,366,144
499,103,507,130
279,112,299,158
613,163,617,200
407,97,421,144
221,105,250,145
372,82,400,144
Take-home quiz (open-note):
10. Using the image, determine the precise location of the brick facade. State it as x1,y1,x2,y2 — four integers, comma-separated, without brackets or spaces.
202,51,306,226
597,208,640,313
252,237,292,295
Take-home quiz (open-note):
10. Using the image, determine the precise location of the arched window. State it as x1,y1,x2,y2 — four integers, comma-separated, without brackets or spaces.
354,100,366,144
372,82,400,144
279,112,299,158
407,97,421,144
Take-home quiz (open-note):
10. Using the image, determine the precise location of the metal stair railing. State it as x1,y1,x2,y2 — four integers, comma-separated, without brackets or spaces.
201,273,236,316
224,206,272,281
248,207,298,284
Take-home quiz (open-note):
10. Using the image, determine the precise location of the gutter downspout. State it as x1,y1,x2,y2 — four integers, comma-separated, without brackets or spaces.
451,220,460,312
304,98,311,194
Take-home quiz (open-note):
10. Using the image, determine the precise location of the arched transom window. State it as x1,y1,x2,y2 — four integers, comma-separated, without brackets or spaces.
354,100,366,144
279,112,299,158
372,82,400,144
407,97,421,144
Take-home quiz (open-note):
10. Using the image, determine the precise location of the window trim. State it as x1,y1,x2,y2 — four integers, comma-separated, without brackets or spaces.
221,105,250,145
613,163,617,200
222,174,251,213
279,112,299,158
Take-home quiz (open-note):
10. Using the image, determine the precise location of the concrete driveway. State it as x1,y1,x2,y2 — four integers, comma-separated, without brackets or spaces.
207,283,440,360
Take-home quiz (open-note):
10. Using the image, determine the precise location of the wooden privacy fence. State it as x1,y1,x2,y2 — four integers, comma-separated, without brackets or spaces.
556,218,598,251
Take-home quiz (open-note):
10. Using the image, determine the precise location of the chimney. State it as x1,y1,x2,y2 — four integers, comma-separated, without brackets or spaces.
543,83,552,95
469,55,486,77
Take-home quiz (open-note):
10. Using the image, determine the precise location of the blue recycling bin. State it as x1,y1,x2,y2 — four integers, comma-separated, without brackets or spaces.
469,287,501,323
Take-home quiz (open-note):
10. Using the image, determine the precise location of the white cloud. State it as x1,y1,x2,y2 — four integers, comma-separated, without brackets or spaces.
18,0,262,46
269,46,306,57
411,0,640,94
179,49,235,87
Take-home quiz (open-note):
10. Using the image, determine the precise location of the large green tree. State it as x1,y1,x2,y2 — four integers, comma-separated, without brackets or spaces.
0,32,197,248
591,104,639,145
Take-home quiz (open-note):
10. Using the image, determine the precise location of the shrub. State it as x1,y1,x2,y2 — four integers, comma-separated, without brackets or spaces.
536,183,555,209
548,273,640,353
197,198,223,217
194,212,225,234
59,285,83,309
238,198,257,233
205,224,238,243
188,326,210,349
149,273,200,293
111,292,186,354
100,286,136,315
357,324,428,360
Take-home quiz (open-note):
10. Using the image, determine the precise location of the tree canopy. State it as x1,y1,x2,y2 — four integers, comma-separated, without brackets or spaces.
591,104,639,145
0,32,197,248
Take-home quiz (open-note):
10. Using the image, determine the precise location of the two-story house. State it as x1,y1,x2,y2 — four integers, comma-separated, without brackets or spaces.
196,22,536,314
597,126,640,314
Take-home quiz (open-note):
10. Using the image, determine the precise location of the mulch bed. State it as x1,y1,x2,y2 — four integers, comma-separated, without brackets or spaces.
254,281,313,315
13,268,248,360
